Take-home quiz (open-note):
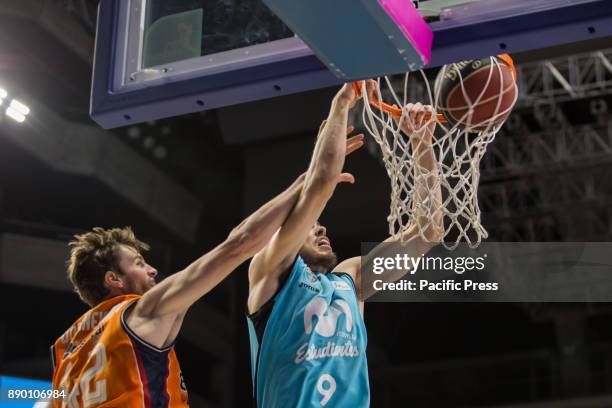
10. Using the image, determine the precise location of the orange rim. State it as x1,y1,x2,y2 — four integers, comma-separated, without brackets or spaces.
353,81,445,122
354,54,517,123
497,53,517,80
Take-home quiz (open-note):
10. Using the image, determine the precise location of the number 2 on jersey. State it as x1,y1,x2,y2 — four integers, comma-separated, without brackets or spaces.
81,343,107,405
61,343,108,407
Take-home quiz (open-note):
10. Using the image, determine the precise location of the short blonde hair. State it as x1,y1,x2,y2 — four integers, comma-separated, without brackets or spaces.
67,227,149,306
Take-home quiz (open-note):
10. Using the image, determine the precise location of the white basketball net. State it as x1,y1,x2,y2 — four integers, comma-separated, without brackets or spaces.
359,57,518,250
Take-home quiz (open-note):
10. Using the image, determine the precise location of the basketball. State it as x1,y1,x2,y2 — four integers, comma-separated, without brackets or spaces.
434,55,518,131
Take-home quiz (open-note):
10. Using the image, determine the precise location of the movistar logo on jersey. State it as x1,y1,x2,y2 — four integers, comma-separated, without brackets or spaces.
296,297,360,364
304,298,352,337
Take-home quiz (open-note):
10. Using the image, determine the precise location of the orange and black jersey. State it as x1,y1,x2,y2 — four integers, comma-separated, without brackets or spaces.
51,295,189,407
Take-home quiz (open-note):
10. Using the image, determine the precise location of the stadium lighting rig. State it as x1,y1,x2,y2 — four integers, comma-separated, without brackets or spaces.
0,87,30,123
6,99,30,123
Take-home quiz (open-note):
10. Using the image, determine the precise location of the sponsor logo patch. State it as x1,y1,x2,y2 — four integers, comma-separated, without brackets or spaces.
298,281,320,293
332,281,352,291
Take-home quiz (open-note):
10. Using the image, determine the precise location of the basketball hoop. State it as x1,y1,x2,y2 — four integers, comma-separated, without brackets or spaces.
357,55,518,250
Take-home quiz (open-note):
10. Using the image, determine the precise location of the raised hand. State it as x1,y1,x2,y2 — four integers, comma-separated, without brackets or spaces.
345,130,365,156
333,83,361,109
338,127,363,185
317,120,364,156
315,120,364,185
363,79,380,104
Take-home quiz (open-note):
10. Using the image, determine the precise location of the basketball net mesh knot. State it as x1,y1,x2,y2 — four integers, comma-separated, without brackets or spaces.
360,57,518,250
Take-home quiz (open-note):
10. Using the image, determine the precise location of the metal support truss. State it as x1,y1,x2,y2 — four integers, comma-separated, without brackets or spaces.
517,49,612,106
480,164,612,239
481,115,612,178
478,50,612,241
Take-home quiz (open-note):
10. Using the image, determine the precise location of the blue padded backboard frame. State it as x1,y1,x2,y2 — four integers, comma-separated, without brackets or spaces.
91,0,612,129
262,0,432,79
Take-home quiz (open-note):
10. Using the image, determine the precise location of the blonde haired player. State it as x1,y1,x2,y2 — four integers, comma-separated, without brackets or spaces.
41,139,349,408
47,180,301,408
246,81,443,407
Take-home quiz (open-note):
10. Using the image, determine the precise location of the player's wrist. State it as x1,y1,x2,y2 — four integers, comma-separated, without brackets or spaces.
331,92,355,110
331,99,351,113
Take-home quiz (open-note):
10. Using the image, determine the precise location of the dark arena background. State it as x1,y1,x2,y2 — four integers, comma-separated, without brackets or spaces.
1,1,612,407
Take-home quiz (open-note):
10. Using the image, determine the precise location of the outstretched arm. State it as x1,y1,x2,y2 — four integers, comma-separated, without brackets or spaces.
334,96,443,301
125,173,305,348
247,85,364,314
395,102,444,244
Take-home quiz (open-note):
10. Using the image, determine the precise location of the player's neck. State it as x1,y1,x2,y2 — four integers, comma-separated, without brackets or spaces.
309,264,329,274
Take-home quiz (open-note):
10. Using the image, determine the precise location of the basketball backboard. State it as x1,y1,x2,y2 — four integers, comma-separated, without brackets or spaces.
90,0,612,129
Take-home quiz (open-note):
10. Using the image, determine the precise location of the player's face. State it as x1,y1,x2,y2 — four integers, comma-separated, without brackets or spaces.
115,245,158,295
299,222,338,273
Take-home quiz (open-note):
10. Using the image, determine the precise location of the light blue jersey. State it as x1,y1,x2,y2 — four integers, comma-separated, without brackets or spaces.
247,256,370,407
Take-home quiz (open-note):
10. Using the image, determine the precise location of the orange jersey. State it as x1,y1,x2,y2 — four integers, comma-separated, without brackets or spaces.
51,295,189,407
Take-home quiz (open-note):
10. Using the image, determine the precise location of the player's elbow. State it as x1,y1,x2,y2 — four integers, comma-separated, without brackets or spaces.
226,226,258,259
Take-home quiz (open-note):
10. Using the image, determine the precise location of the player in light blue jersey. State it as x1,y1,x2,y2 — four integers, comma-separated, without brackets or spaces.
246,81,444,407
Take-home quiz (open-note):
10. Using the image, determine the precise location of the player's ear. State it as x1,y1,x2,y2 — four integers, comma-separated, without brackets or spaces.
104,270,123,290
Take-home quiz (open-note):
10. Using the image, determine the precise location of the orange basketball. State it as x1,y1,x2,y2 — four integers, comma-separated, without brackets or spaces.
435,56,518,131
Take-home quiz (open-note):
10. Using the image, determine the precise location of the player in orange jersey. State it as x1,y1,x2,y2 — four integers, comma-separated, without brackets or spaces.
46,130,364,408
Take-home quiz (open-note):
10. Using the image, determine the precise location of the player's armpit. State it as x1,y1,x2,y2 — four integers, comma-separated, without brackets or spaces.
247,273,284,315
164,310,186,348
333,256,361,287
333,257,365,315
124,305,180,349
359,229,438,300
